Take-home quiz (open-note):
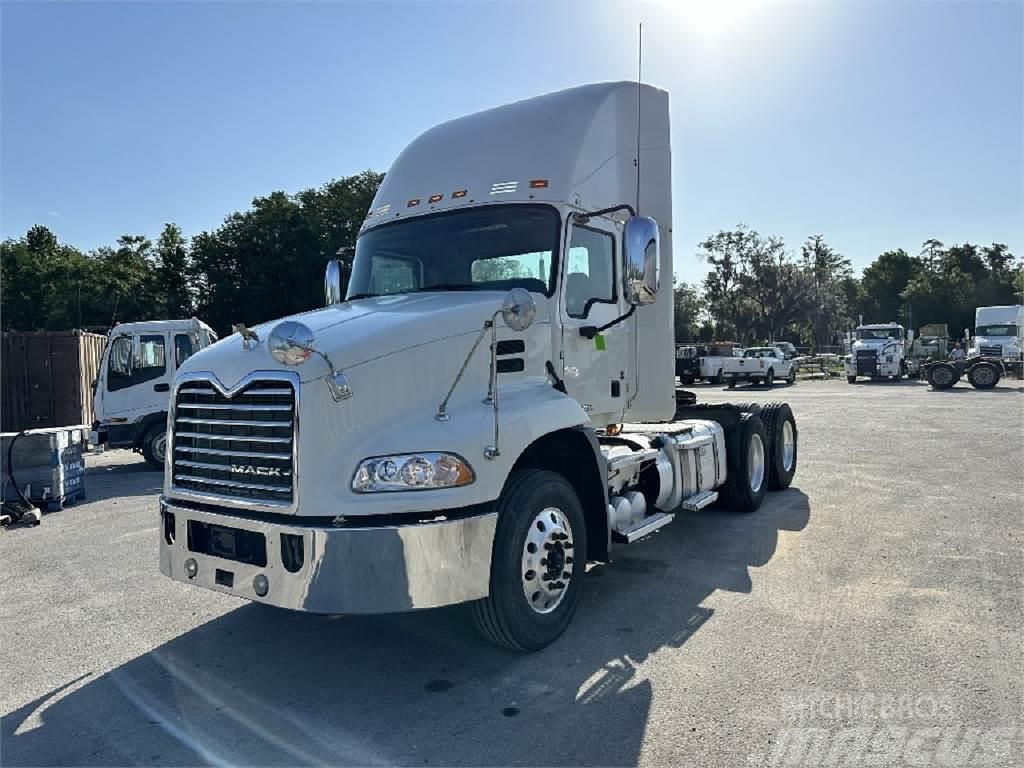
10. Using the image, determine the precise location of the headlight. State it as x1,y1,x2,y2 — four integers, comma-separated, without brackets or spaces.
352,452,475,492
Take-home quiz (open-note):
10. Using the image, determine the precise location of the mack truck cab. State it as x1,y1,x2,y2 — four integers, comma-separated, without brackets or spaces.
844,323,917,383
158,82,799,651
92,318,217,467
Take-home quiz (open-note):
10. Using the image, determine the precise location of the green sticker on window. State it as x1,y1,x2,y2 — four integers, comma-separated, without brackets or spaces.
594,333,606,351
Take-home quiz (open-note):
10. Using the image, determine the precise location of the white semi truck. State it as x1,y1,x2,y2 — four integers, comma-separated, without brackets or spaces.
843,323,918,383
92,318,217,467
968,305,1023,371
158,82,799,650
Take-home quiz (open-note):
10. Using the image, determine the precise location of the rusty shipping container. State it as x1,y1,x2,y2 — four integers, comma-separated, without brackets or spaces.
1,331,107,433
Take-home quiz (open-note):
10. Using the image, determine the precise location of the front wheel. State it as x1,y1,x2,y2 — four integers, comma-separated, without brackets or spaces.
786,367,796,385
712,369,724,385
472,469,587,651
847,375,857,384
141,424,167,469
764,368,774,387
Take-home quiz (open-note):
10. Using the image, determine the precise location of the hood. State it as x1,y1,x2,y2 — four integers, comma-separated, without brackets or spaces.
178,292,545,387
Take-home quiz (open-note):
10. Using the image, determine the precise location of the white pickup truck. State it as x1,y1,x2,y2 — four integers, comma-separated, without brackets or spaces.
723,347,797,388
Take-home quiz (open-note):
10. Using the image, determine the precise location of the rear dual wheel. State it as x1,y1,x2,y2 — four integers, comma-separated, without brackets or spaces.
720,413,769,513
761,403,797,490
967,362,1000,390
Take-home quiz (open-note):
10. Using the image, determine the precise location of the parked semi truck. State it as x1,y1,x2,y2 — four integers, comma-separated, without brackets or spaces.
967,305,1023,372
158,82,799,651
843,323,918,383
92,318,217,467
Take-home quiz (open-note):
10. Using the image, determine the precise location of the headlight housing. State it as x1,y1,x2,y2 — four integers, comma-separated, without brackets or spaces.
352,452,475,493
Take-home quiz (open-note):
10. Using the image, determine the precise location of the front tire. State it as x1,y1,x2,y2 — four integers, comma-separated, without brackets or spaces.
847,375,857,384
472,469,586,651
141,425,167,469
786,367,796,384
719,413,768,513
967,362,1000,390
764,368,774,387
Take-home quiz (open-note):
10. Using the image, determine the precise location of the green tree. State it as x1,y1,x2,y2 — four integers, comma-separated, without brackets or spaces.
859,249,919,324
672,280,705,342
800,235,852,349
155,223,193,317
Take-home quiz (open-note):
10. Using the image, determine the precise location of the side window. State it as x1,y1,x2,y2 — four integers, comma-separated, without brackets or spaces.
107,336,132,391
565,226,615,319
135,335,166,372
174,333,195,368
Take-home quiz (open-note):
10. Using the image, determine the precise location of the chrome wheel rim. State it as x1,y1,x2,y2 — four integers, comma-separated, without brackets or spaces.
748,433,765,492
153,432,167,463
932,367,953,386
521,506,575,614
782,420,795,472
973,366,995,386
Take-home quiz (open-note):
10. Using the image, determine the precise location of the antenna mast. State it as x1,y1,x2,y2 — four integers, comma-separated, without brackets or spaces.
636,23,643,215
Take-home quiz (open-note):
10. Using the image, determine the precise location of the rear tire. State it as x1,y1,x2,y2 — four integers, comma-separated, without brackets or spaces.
761,403,797,490
719,414,768,513
764,368,774,387
967,362,1000,390
730,402,763,416
927,363,957,390
847,375,857,384
727,379,736,389
141,424,167,469
786,367,796,384
712,369,724,385
472,469,586,651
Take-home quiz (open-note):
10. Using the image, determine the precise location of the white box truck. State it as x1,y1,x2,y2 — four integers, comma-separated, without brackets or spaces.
158,83,799,650
92,318,217,467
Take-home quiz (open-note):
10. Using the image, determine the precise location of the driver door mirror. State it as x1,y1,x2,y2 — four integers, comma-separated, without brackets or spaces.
623,216,659,306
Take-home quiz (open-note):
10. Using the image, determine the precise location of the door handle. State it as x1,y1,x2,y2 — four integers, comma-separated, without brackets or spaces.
154,383,170,392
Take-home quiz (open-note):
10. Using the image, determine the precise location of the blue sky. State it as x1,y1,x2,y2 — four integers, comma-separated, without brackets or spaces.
2,1,1021,284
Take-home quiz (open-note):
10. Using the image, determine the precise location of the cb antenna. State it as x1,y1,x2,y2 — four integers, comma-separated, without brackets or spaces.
635,23,643,216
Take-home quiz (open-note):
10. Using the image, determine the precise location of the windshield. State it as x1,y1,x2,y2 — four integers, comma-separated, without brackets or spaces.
348,205,559,299
857,328,902,340
976,324,1018,337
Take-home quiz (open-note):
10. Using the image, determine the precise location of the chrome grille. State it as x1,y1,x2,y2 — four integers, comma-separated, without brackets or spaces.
172,379,295,506
980,345,1002,358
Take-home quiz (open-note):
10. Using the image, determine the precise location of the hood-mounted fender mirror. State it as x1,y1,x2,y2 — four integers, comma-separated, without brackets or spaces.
623,216,659,306
501,287,536,332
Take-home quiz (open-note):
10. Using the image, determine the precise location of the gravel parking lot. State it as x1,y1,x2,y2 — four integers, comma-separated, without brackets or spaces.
2,378,1021,767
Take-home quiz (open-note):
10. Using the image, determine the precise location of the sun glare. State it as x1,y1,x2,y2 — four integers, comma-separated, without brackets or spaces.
670,0,763,40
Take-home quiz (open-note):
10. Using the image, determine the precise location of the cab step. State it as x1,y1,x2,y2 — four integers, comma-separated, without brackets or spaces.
613,512,674,544
681,490,718,512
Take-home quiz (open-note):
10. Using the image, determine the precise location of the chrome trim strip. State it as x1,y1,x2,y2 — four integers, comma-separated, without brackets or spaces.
174,474,292,493
166,370,301,514
178,386,294,396
176,403,293,412
176,417,292,428
174,431,291,444
175,446,292,461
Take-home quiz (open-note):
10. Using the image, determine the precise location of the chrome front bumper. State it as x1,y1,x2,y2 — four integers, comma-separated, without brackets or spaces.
159,499,497,613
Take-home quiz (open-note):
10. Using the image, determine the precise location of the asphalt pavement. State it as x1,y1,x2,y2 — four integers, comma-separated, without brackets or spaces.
2,377,1021,766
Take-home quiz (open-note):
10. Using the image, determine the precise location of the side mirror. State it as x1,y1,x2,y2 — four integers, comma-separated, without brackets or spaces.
325,259,344,305
623,216,659,306
501,287,536,332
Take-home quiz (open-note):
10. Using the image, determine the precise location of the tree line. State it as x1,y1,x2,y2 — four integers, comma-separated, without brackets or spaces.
2,170,1020,349
674,226,1021,349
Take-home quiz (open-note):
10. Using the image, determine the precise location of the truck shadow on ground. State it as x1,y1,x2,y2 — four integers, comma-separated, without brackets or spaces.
2,490,811,767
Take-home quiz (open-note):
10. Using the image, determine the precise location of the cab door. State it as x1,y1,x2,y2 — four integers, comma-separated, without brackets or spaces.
99,332,171,423
560,217,630,423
